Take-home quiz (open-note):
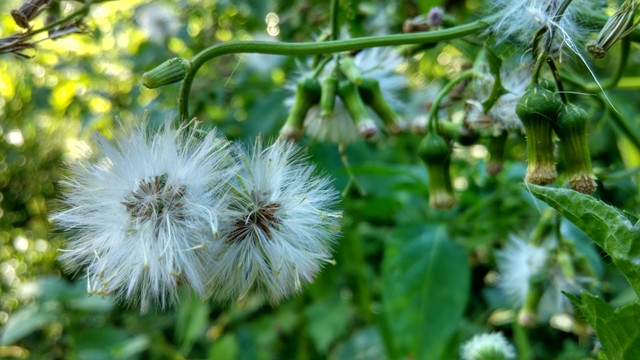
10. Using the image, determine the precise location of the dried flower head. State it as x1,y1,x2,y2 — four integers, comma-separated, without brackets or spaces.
206,139,340,304
52,119,234,312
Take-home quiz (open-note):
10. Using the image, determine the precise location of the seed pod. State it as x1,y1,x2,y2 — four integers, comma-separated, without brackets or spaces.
418,133,457,209
338,80,378,138
359,78,405,135
11,0,51,29
553,103,597,194
516,82,562,185
280,75,321,140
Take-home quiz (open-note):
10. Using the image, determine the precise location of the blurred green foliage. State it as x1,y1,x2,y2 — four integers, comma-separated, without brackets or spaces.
1,0,640,359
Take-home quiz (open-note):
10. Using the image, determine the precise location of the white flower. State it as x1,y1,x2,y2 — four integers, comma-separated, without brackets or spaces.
496,236,548,306
137,5,180,45
52,119,234,312
487,0,597,54
206,138,340,304
461,332,516,360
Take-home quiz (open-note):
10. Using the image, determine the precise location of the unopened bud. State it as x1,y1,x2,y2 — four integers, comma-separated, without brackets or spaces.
142,57,191,89
280,75,321,140
339,56,363,86
516,82,561,185
359,78,405,135
338,80,378,138
486,132,508,176
553,103,597,194
319,75,338,119
418,133,457,209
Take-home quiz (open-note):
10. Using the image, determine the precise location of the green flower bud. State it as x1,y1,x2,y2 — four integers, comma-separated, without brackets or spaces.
359,78,405,135
319,75,338,119
553,103,597,194
516,83,561,185
280,75,321,140
339,56,363,86
486,132,508,176
418,133,457,209
142,57,191,89
338,80,378,138
517,273,545,327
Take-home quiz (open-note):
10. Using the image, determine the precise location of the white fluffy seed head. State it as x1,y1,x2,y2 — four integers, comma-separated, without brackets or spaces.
467,59,531,135
52,118,235,312
461,332,516,360
206,138,341,304
486,0,598,55
496,236,548,306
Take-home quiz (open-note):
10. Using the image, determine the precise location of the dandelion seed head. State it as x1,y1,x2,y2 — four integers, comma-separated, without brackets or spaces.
52,118,234,312
207,138,340,304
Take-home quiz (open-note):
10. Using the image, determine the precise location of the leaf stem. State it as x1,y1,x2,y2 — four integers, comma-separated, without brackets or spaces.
427,70,476,133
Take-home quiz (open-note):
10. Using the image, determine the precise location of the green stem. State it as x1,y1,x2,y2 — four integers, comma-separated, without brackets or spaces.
545,57,567,103
427,70,476,133
30,4,90,37
330,0,340,41
177,18,492,121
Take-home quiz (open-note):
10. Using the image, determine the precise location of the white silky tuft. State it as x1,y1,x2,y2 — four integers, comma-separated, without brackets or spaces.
206,138,341,304
496,236,548,306
461,332,516,360
52,119,235,312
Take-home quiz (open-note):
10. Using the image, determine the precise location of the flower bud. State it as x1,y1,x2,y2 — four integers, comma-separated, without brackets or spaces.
142,57,191,89
319,75,338,119
338,80,378,138
553,103,596,194
359,78,405,135
418,133,457,209
280,75,321,140
486,132,508,176
339,56,363,86
516,82,561,185
517,273,545,327
587,0,639,59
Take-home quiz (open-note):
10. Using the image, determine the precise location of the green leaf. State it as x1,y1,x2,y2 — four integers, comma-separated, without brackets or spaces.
524,184,640,297
0,302,60,345
567,292,640,360
332,326,386,360
208,334,239,360
382,224,470,360
175,287,210,355
305,295,351,354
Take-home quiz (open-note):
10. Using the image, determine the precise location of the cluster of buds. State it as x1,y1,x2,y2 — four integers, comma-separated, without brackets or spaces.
280,52,406,143
515,79,597,194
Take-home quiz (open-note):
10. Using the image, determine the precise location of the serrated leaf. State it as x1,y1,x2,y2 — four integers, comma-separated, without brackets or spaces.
382,225,470,360
567,292,640,360
524,184,640,297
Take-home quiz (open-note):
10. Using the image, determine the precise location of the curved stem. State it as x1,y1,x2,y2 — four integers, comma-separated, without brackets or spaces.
177,18,492,120
427,70,476,133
